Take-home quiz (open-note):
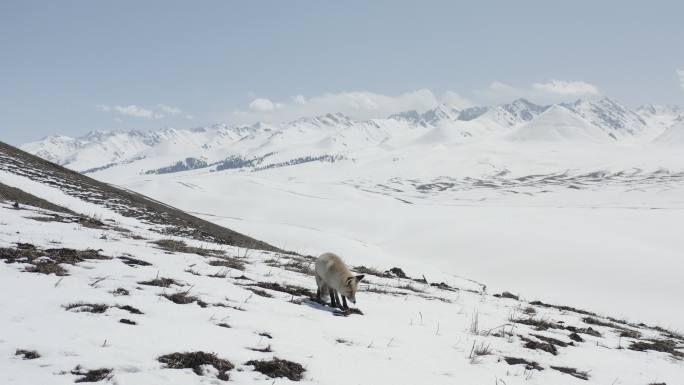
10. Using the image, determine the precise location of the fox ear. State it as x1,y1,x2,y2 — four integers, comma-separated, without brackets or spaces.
355,274,365,283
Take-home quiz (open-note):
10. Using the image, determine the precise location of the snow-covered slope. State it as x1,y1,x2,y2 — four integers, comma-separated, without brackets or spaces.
637,104,684,133
510,105,611,143
1,141,683,385
561,98,650,140
654,119,684,144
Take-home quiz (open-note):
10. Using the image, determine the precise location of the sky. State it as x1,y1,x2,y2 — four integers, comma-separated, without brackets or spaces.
1,0,683,145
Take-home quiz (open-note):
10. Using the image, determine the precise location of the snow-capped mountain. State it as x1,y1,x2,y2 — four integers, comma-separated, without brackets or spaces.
510,105,610,143
560,97,650,140
19,97,683,175
636,104,684,133
655,119,684,144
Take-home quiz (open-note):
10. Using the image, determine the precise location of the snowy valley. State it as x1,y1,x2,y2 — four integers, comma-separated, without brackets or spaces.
3,97,684,384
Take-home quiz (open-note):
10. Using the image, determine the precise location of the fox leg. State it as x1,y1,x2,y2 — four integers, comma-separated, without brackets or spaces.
315,275,327,304
329,288,337,307
333,291,342,309
341,295,348,309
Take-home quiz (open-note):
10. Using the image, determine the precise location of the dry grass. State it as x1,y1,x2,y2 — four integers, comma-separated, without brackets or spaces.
138,277,182,288
251,282,315,298
152,239,225,257
64,302,143,315
158,351,233,381
71,366,112,383
15,349,40,360
245,357,305,381
550,366,590,380
1,244,110,276
503,356,543,371
208,257,246,271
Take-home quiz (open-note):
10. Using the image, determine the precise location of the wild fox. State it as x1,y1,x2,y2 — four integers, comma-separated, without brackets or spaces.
315,252,364,309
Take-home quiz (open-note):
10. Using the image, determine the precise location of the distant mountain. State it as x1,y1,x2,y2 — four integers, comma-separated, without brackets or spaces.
654,119,684,144
20,97,682,175
560,97,648,140
510,105,610,143
636,104,684,134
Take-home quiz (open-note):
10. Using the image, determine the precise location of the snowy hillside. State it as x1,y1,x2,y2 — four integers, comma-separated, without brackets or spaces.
15,96,684,332
2,141,683,384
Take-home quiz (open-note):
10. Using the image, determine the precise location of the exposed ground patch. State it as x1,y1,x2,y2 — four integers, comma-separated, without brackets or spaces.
138,277,183,288
629,339,683,358
152,239,225,257
158,351,233,381
245,357,305,381
208,256,246,271
161,291,208,307
64,302,143,315
550,365,590,380
71,366,112,383
251,282,315,298
502,356,543,371
15,349,40,360
0,243,110,276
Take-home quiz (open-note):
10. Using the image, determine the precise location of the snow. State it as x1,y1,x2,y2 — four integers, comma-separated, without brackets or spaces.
1,194,682,384
510,105,611,142
655,120,684,144
8,96,684,383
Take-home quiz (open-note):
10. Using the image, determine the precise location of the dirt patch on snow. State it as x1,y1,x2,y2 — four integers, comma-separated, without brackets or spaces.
158,351,233,381
71,366,113,383
245,357,305,381
0,243,110,276
15,349,40,360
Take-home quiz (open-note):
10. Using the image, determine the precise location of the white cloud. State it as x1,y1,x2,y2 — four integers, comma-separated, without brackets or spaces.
441,91,476,109
532,79,599,96
156,104,182,116
97,104,191,120
475,79,601,104
233,89,474,124
678,69,684,90
249,98,276,111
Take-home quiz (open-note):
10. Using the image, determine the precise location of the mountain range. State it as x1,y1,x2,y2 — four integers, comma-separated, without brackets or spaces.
20,97,684,174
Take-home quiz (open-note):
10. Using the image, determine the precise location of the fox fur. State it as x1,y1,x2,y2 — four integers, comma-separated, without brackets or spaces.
315,252,364,308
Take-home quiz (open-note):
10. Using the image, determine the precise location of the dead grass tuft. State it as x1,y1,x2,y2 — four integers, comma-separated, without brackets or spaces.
1,244,110,276
138,277,182,288
118,255,151,267
208,257,246,271
249,345,272,353
71,366,113,383
503,356,543,371
245,357,305,381
247,288,273,298
162,291,200,305
64,302,143,314
152,239,225,257
111,288,130,296
252,282,315,298
15,349,40,360
550,366,590,380
629,339,683,358
158,351,233,381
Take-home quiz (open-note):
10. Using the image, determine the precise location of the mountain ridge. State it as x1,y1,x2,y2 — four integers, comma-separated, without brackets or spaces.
20,97,684,174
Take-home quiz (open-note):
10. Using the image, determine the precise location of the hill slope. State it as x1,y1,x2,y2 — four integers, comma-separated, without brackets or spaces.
2,136,683,385
0,141,279,252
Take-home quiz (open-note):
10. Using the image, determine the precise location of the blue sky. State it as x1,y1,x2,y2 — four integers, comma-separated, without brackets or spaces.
1,0,683,144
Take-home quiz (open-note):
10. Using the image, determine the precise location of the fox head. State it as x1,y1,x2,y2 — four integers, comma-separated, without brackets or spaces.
341,274,365,304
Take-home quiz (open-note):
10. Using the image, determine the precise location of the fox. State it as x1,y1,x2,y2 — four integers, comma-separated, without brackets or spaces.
315,252,364,309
